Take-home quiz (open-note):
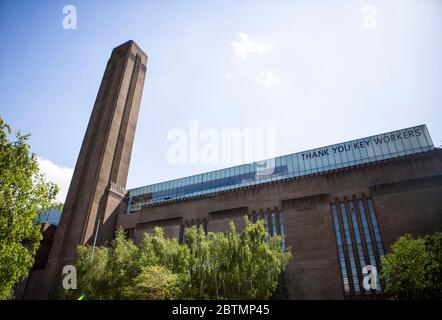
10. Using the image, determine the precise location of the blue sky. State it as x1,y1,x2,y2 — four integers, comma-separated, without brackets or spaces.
1,0,441,202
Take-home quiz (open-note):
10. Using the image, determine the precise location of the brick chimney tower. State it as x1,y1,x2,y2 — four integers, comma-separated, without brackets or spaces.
24,40,148,298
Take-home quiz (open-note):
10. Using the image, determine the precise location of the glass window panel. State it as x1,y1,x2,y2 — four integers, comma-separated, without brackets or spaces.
279,211,286,251
239,164,245,176
349,201,367,292
371,137,383,158
367,199,385,257
331,204,350,294
160,182,166,194
353,141,363,163
275,157,282,175
322,151,330,170
271,212,277,236
228,167,235,185
327,148,337,170
401,130,413,152
366,140,376,161
285,155,294,176
388,135,399,156
281,156,288,177
217,170,224,191
340,202,360,293
379,136,391,159
359,140,369,161
340,145,349,164
234,166,240,184
263,213,269,233
209,172,215,190
358,199,382,291
408,129,420,150
311,153,320,173
195,174,203,195
422,126,433,151
334,148,344,169
210,172,216,191
347,146,355,163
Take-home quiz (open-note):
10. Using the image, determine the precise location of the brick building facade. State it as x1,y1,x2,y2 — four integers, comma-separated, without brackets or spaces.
17,41,442,300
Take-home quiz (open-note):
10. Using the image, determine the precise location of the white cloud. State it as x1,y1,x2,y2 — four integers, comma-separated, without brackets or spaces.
256,69,280,88
231,33,271,59
37,157,74,203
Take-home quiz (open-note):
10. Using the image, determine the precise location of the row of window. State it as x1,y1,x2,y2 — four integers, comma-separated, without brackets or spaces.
133,165,287,203
251,211,286,251
174,212,286,251
127,196,385,298
127,126,432,212
35,207,62,225
128,164,289,212
331,197,384,295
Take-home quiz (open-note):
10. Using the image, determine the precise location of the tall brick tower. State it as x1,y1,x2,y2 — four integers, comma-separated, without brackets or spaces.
26,40,148,298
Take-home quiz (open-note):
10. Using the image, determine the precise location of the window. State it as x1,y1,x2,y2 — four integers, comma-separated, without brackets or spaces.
331,196,385,295
340,202,360,293
35,207,62,225
367,198,385,257
349,200,368,293
271,212,277,236
252,211,286,251
331,204,350,293
279,211,286,251
358,199,382,291
263,213,269,233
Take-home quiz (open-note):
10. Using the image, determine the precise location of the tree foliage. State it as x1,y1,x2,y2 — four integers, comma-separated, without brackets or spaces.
0,117,58,299
65,217,292,300
122,265,181,300
380,232,442,300
184,219,291,299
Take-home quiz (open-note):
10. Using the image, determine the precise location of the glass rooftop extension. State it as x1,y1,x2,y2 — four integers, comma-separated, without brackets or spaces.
35,207,63,225
127,124,434,213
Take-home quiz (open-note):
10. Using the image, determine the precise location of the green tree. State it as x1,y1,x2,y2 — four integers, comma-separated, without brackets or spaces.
0,116,58,299
66,228,186,300
138,227,190,276
66,229,138,299
184,217,292,299
106,229,139,299
380,232,442,300
66,217,292,300
122,265,181,299
422,233,442,298
65,245,109,299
